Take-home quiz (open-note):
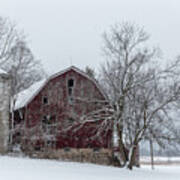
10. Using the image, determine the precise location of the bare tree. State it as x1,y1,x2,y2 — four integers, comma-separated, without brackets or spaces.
0,17,46,149
5,40,46,148
0,17,18,66
99,22,157,167
2,40,46,98
82,22,180,169
85,66,96,79
124,60,180,169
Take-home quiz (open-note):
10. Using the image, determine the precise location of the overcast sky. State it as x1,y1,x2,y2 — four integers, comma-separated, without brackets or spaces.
0,0,180,74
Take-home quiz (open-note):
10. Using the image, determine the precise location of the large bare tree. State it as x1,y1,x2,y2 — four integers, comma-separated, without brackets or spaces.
92,22,180,169
99,22,157,167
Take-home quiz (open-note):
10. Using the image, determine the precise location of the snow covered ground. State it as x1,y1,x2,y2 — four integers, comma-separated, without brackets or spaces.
0,156,179,180
141,156,180,165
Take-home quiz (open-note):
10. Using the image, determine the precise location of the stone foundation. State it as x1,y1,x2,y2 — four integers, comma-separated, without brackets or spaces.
28,148,113,166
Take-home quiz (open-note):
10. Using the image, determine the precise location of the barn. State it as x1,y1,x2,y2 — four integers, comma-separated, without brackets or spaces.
13,66,113,161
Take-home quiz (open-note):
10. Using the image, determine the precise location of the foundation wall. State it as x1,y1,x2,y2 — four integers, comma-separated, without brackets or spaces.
28,148,113,166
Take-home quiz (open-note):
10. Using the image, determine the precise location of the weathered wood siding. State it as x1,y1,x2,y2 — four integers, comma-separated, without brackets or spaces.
18,69,112,150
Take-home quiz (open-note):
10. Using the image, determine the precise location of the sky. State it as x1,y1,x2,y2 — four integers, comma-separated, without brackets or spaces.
0,0,180,74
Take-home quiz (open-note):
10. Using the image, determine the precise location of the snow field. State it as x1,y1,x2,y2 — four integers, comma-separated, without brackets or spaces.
0,156,179,180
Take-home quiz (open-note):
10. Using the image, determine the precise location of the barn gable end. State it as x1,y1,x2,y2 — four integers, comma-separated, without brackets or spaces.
15,66,106,110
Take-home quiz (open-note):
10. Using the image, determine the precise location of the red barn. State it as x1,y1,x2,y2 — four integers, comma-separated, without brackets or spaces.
14,66,112,153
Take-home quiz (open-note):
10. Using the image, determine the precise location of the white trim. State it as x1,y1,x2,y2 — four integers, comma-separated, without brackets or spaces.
16,66,107,110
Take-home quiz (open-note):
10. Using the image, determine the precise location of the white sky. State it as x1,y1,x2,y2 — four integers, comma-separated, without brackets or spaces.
0,0,180,74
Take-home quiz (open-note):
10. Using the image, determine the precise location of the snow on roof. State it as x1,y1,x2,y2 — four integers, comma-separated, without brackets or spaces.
0,69,7,75
15,79,47,110
15,66,106,110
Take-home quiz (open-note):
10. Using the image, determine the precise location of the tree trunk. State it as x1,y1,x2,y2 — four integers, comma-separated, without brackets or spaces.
127,144,137,170
116,123,129,167
150,139,154,170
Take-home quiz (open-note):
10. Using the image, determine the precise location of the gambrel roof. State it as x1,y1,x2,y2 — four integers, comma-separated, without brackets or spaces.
15,66,106,110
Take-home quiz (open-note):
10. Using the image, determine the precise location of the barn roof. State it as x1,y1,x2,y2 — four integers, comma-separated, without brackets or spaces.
0,69,7,75
15,66,107,110
15,79,47,110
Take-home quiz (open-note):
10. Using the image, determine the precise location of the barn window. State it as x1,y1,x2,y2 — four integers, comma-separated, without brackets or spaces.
42,115,57,135
46,140,52,147
93,147,100,152
68,117,75,124
42,115,50,125
64,147,71,152
68,79,74,96
34,145,41,151
67,78,75,104
42,96,48,105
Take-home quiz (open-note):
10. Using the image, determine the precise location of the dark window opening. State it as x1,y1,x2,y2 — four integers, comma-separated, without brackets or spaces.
47,140,52,146
42,115,49,124
42,115,57,135
68,79,75,104
42,115,56,125
68,79,74,87
68,117,75,124
93,147,100,152
68,79,74,96
64,147,71,152
34,145,41,151
34,140,43,151
43,96,48,105
42,115,51,129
